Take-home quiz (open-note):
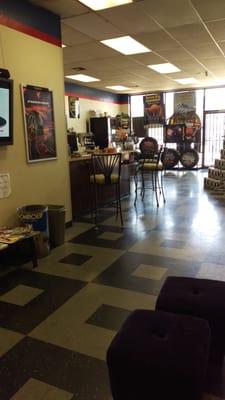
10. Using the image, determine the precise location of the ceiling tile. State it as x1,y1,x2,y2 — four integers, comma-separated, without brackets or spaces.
79,56,139,71
167,23,212,45
134,30,179,51
63,42,119,64
141,0,200,28
61,23,92,46
63,12,123,40
212,70,225,78
185,42,222,59
129,52,167,65
191,0,225,22
28,0,225,92
158,47,193,62
206,20,225,42
99,2,160,35
215,41,225,54
197,56,225,70
29,0,88,18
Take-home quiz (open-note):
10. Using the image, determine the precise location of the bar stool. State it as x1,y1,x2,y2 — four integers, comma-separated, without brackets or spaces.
90,153,123,226
134,146,165,207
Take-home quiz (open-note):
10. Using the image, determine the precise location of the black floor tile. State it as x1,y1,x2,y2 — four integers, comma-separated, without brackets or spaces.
59,253,92,266
0,337,111,400
86,304,131,332
93,252,201,296
0,270,86,334
70,224,149,250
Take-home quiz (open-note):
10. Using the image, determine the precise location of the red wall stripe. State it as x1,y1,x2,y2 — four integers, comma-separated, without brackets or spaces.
0,14,61,46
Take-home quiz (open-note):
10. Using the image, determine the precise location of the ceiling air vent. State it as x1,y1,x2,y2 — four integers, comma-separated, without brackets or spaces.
72,67,86,71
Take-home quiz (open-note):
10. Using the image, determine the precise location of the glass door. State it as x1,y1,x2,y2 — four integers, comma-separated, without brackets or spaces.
203,111,225,167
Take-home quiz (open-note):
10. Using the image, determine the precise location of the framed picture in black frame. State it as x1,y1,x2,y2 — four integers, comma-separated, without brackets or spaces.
21,84,57,163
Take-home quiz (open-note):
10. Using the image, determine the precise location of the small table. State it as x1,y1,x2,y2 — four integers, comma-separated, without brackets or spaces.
0,231,39,269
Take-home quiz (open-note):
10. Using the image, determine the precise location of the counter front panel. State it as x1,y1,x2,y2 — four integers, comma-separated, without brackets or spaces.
69,157,130,218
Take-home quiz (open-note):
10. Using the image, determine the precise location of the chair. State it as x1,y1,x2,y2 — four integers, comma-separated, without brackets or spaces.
90,153,123,225
134,145,165,207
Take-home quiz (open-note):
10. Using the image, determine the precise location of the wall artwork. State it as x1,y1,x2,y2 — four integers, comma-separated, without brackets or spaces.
21,84,57,162
143,93,165,126
68,96,80,118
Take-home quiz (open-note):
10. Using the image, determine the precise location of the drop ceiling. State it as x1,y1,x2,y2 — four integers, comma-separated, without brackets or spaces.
28,0,225,93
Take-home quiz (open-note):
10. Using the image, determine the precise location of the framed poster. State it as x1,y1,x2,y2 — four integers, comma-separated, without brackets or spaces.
143,93,165,125
68,96,80,118
21,84,57,162
174,91,196,114
164,124,185,143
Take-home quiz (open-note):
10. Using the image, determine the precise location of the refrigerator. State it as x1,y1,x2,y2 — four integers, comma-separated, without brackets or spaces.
90,117,111,149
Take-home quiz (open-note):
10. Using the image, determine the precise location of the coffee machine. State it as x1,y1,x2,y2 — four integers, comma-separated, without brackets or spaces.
77,132,95,150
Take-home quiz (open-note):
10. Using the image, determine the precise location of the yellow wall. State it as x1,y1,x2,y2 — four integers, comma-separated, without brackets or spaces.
65,95,123,132
0,24,72,225
120,103,129,115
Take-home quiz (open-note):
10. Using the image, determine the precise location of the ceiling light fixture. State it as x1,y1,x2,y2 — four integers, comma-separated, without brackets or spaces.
106,85,130,90
174,77,199,85
101,36,151,55
78,0,132,11
65,74,100,82
148,63,180,74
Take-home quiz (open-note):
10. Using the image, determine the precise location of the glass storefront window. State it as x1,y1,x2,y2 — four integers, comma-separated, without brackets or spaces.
130,95,144,117
205,88,225,111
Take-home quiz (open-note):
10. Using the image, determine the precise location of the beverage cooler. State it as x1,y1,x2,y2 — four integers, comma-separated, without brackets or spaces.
90,117,111,149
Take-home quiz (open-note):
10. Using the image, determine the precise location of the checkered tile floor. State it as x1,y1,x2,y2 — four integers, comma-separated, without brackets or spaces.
0,171,224,399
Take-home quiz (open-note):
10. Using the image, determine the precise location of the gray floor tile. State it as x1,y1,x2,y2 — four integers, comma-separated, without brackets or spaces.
0,328,24,358
0,285,43,306
11,378,73,400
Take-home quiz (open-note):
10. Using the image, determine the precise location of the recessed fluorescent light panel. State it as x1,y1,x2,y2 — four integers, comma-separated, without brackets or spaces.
175,78,199,85
106,85,129,90
65,74,100,82
78,0,132,10
101,36,150,55
148,63,180,74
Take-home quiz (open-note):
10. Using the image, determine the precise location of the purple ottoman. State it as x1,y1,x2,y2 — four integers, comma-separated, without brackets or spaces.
107,309,210,400
156,276,225,364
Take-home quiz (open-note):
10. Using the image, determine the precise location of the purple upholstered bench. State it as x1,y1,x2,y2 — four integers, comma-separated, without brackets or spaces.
107,309,210,400
156,276,225,364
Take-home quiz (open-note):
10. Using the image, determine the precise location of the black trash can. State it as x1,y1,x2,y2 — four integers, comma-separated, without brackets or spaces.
48,205,66,248
17,204,49,257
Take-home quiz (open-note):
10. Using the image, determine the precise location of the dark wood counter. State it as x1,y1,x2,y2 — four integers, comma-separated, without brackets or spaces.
69,157,130,219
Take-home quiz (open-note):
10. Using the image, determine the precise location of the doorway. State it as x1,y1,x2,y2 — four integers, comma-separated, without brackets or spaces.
203,111,225,167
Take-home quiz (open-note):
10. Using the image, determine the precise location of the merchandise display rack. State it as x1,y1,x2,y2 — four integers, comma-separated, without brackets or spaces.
204,140,225,193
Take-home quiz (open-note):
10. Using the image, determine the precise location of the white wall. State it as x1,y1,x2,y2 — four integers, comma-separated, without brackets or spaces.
65,95,123,132
0,24,72,225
